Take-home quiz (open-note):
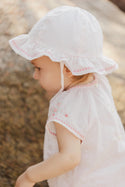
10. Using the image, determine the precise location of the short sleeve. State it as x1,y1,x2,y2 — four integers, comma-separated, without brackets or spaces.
45,89,92,144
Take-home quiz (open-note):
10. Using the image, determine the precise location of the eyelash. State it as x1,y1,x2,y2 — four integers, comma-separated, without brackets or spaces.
35,67,41,71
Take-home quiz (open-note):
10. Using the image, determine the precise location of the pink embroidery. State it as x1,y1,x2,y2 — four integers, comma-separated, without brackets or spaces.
12,40,34,57
73,64,116,73
47,117,84,140
52,113,55,116
46,125,56,136
65,114,68,117
12,40,117,73
46,119,83,144
53,108,57,112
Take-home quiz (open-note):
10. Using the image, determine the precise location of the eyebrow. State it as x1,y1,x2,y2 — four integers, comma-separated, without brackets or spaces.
31,61,35,65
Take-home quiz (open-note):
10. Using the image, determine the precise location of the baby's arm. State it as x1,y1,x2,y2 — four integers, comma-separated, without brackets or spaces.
25,121,81,183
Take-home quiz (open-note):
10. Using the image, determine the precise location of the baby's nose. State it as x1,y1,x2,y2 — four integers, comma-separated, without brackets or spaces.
33,71,38,80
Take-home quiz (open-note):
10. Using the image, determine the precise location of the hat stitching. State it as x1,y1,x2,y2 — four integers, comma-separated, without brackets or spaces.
12,40,117,73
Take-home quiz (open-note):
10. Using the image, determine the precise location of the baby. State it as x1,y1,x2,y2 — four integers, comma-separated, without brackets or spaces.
9,5,125,187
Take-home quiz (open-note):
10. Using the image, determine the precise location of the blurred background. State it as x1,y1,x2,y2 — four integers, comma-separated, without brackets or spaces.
0,0,125,186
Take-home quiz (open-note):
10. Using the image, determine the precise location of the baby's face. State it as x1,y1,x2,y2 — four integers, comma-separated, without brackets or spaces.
30,55,69,100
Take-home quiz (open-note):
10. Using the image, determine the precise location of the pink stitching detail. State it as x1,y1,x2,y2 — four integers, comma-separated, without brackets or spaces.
12,40,33,57
73,64,116,73
46,125,56,136
12,40,117,73
53,108,57,112
47,116,84,140
65,114,68,117
12,40,54,58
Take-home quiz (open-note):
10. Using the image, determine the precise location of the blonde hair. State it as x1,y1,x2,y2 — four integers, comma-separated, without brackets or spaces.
64,64,94,91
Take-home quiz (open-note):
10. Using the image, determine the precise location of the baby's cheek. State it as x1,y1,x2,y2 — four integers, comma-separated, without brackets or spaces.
39,73,50,87
46,72,56,84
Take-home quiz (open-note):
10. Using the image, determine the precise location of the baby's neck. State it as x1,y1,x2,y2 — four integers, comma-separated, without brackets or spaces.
65,74,95,90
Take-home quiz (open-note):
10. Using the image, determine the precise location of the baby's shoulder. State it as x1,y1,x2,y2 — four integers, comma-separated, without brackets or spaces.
49,85,92,113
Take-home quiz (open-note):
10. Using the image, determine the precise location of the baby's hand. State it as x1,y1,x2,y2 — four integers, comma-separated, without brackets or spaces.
15,170,35,187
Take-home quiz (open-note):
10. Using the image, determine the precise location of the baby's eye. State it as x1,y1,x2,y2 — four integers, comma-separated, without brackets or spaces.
35,67,41,71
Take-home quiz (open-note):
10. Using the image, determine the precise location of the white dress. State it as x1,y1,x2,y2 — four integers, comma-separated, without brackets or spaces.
43,73,125,187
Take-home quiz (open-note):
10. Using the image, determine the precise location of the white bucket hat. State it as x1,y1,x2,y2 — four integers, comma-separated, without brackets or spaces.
9,5,119,94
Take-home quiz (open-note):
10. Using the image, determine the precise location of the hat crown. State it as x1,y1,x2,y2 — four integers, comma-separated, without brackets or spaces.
29,6,103,57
